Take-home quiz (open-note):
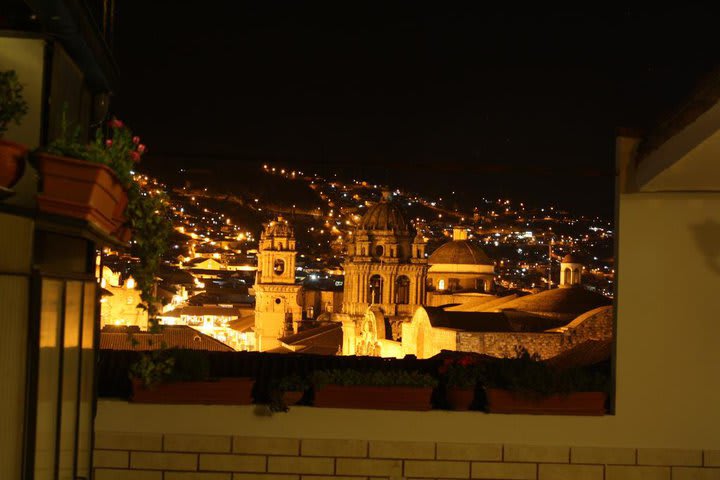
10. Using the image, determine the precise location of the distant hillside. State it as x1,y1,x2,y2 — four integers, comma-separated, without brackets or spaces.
140,159,322,212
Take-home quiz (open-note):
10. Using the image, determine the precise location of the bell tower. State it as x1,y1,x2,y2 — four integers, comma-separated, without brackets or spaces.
559,253,583,288
256,216,296,285
254,216,302,351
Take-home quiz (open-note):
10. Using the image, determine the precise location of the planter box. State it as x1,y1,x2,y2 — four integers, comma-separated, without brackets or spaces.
485,388,607,415
447,387,475,411
282,390,305,406
36,152,127,235
314,385,433,411
131,378,254,405
0,140,26,189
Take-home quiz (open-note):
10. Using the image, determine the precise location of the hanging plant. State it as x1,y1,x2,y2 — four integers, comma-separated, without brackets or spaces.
44,112,172,328
0,70,30,190
0,70,28,135
127,182,172,328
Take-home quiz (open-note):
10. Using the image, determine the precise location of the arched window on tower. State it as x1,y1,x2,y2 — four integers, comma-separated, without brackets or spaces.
438,279,446,290
274,259,285,275
563,267,571,285
375,245,384,257
368,275,383,304
395,276,410,304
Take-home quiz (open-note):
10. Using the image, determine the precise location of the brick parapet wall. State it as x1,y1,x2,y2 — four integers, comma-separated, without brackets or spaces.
94,432,720,480
456,306,613,359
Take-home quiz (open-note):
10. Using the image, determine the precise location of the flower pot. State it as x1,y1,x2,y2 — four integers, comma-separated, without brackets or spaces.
131,377,254,405
282,390,305,406
36,152,127,235
0,140,26,189
485,388,607,415
314,385,433,411
447,387,475,411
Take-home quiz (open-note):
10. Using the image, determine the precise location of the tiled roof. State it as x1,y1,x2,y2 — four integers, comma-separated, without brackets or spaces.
277,323,342,355
100,325,234,351
186,257,223,266
546,339,612,369
425,308,563,333
493,287,611,316
163,305,244,317
280,323,341,344
227,315,255,333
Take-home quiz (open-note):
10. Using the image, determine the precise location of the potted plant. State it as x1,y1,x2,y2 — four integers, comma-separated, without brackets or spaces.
130,349,254,405
481,349,609,415
311,369,438,411
439,354,482,411
267,374,311,412
276,374,310,406
0,70,29,190
34,115,144,236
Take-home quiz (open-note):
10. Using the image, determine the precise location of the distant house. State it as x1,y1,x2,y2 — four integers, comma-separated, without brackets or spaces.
100,266,148,329
184,257,226,271
159,305,256,351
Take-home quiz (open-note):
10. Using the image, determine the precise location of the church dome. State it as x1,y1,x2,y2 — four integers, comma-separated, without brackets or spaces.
429,240,494,266
358,197,409,232
561,253,582,263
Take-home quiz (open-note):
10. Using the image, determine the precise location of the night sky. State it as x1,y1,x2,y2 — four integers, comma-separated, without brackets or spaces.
113,3,719,217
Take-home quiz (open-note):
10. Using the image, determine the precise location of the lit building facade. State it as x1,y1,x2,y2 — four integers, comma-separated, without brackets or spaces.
100,267,148,329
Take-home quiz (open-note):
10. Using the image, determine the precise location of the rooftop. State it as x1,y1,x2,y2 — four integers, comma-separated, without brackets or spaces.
99,325,234,351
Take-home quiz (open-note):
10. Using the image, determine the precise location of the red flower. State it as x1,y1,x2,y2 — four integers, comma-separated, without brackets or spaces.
108,118,124,129
105,139,113,147
130,151,141,163
137,144,146,154
132,136,140,144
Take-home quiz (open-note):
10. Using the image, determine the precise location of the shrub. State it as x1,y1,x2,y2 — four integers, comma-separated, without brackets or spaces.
480,348,610,398
129,349,210,387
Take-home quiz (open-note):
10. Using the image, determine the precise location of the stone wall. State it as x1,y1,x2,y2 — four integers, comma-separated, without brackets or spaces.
456,306,613,359
93,431,720,480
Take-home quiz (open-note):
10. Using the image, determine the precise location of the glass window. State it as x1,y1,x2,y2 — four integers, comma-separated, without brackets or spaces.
395,276,410,304
274,259,285,275
368,275,383,304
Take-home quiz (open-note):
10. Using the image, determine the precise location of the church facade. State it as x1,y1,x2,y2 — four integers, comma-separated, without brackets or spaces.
338,192,428,354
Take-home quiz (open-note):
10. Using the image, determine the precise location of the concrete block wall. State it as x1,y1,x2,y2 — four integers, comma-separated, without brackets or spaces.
93,433,720,480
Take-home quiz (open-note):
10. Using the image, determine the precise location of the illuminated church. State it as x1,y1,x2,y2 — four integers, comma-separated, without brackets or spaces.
340,191,428,347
